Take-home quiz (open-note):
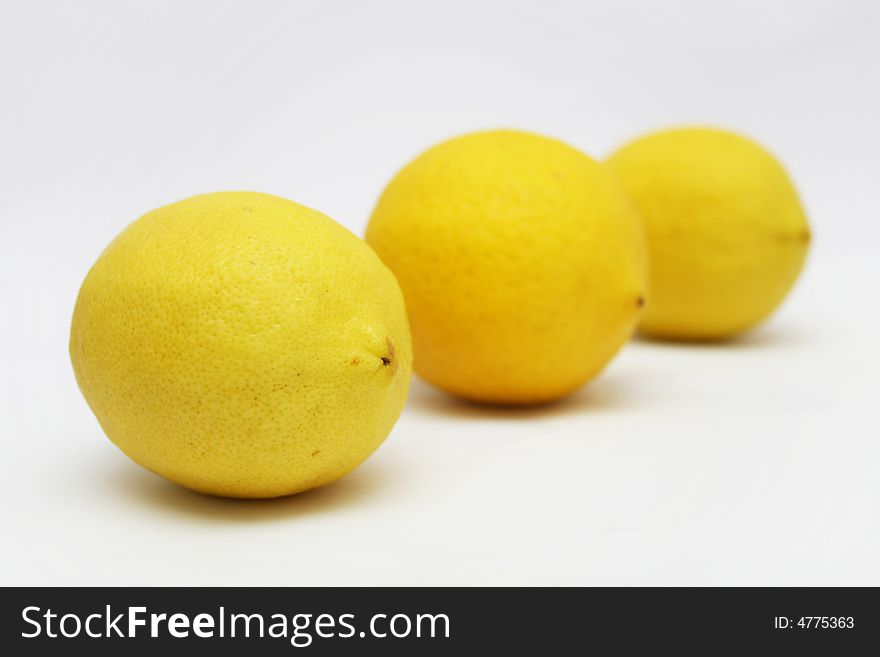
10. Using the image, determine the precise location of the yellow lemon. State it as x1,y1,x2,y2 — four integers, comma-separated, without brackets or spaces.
70,192,412,498
607,127,810,340
366,130,647,404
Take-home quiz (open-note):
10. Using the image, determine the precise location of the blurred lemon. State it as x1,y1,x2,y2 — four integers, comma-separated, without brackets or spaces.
367,130,647,404
607,127,810,339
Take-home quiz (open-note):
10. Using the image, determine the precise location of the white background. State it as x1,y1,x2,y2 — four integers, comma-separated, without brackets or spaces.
1,0,878,585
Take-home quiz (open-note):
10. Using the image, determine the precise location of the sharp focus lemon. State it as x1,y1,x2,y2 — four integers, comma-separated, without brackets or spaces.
607,127,810,340
366,130,648,404
70,192,412,498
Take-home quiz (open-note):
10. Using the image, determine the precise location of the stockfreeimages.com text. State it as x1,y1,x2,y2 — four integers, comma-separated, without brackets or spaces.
22,605,450,647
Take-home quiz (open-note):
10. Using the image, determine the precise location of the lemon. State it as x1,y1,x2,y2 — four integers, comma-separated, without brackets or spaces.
607,127,810,340
70,192,412,498
366,130,647,404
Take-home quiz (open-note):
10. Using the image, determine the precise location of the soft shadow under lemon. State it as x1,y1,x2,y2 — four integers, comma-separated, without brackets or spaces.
406,373,639,420
94,454,395,524
635,322,808,350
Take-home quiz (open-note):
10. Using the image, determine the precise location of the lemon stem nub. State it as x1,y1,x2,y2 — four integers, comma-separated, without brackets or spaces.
382,338,398,373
